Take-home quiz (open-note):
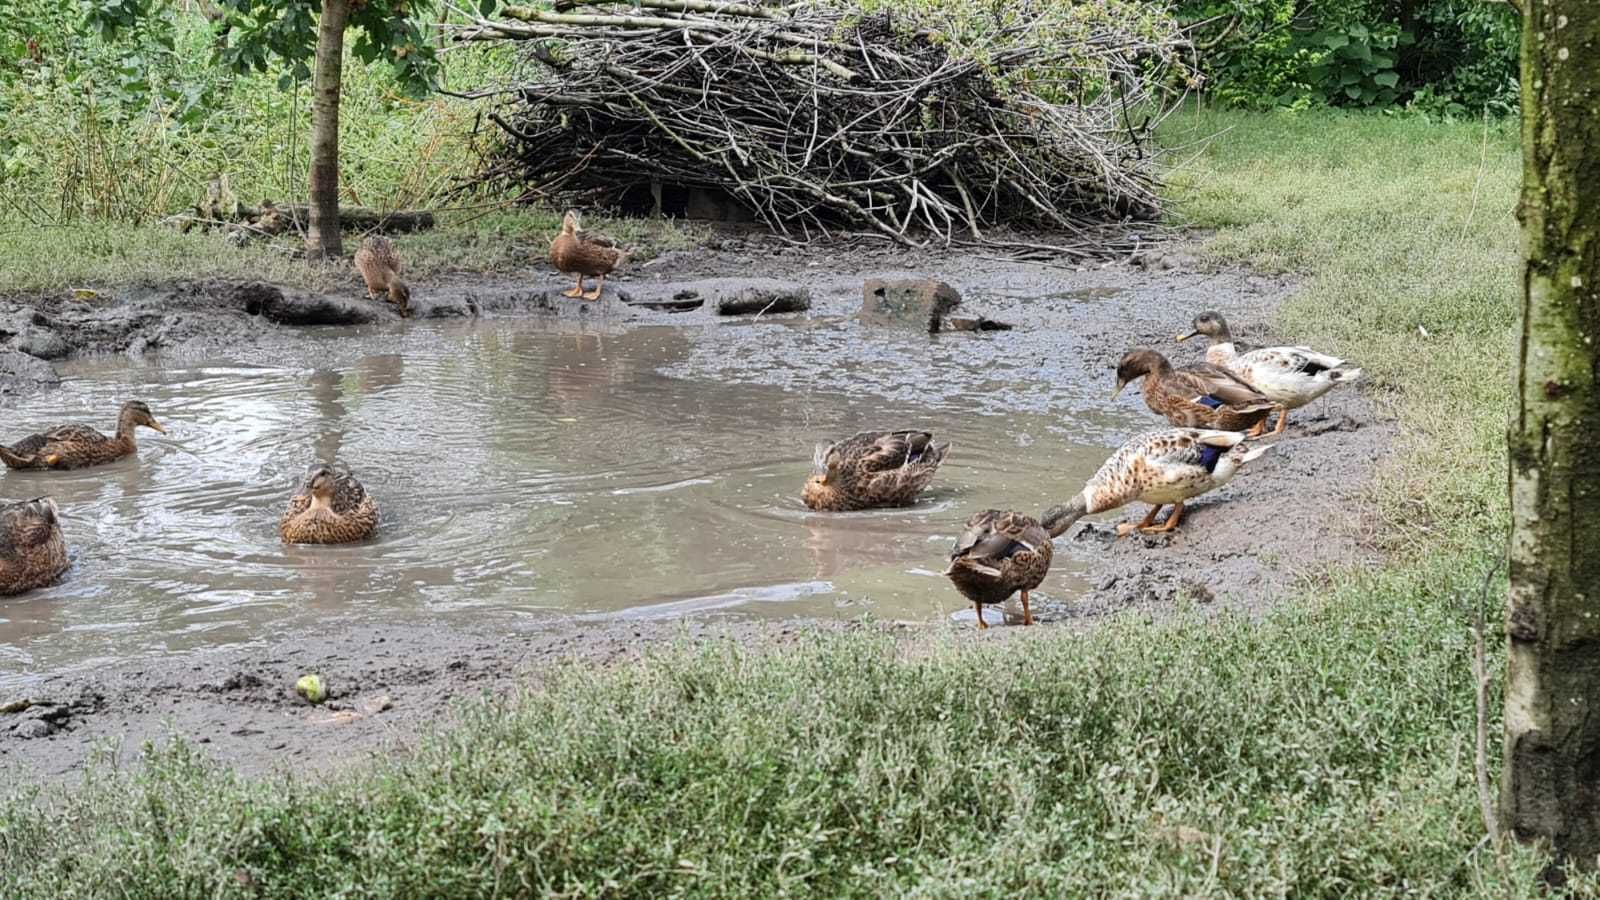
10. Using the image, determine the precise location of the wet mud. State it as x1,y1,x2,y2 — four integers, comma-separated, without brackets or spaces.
0,233,1392,781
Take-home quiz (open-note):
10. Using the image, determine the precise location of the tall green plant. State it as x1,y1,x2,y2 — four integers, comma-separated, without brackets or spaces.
1180,0,1518,113
85,0,442,257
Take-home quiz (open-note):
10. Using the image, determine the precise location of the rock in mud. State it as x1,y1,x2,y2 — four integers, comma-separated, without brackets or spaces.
617,278,809,316
0,349,61,393
714,283,810,316
235,283,382,326
941,315,1013,332
12,718,56,740
861,278,961,332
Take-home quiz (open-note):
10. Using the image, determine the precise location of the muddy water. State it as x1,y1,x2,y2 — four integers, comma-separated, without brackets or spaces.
0,313,1144,683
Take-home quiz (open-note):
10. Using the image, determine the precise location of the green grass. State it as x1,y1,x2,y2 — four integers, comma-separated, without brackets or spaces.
1,107,1562,896
0,211,701,295
1162,107,1520,554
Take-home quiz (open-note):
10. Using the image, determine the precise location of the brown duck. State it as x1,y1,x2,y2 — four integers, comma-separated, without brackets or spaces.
280,464,378,544
802,430,949,511
1039,427,1271,538
0,401,166,470
944,509,1052,629
550,210,627,301
0,497,69,596
1112,349,1275,434
354,235,411,317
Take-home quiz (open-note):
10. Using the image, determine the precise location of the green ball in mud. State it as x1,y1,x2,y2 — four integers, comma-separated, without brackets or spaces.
295,674,327,705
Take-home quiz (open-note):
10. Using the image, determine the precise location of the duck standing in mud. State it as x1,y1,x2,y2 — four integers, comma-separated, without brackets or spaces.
1039,427,1271,538
354,235,411,317
945,508,1052,629
1177,311,1362,435
1111,349,1276,435
550,210,628,301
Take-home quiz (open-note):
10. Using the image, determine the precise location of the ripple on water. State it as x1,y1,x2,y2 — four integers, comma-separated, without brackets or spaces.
0,317,1139,684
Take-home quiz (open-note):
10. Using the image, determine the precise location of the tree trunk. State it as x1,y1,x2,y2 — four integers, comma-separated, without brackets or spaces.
1504,0,1600,878
306,0,351,259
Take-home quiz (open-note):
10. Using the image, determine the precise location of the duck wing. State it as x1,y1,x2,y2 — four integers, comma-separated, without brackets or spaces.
7,425,107,456
856,430,940,472
1178,364,1270,407
951,510,1040,562
329,470,372,515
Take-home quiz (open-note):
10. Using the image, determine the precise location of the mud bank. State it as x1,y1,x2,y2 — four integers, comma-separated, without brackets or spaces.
0,233,1392,781
0,617,868,782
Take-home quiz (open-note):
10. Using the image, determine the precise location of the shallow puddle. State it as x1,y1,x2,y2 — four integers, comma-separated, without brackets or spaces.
0,313,1145,682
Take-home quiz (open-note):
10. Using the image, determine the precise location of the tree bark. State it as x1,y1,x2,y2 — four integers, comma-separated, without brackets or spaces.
307,0,351,259
1504,0,1600,877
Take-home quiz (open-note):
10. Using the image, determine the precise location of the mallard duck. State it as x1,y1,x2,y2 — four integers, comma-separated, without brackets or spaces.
944,509,1052,629
0,400,166,470
550,210,627,301
279,463,378,544
354,235,411,317
802,430,949,511
0,498,68,596
1113,349,1276,434
1177,311,1362,436
1040,427,1270,538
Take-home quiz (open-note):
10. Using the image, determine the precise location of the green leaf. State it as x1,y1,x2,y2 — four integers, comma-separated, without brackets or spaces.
1321,32,1349,50
1345,84,1363,100
1342,42,1372,62
478,0,496,14
1348,24,1369,41
1374,71,1399,88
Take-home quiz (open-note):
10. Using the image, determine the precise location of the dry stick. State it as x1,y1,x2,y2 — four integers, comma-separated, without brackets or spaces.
499,6,859,79
570,0,781,17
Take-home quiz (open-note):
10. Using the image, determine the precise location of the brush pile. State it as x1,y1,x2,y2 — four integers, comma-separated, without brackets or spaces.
459,0,1190,255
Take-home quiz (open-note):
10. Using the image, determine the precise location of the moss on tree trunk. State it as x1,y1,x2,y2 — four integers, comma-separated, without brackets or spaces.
1504,0,1600,874
306,0,350,260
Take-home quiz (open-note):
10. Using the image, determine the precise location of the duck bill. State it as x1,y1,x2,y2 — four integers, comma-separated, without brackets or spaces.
1111,378,1127,399
148,420,167,434
1175,330,1200,343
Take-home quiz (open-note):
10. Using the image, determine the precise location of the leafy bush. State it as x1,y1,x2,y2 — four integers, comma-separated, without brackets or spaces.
0,3,506,226
1182,0,1519,114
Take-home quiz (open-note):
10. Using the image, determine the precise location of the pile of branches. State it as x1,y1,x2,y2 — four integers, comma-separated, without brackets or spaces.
458,0,1189,254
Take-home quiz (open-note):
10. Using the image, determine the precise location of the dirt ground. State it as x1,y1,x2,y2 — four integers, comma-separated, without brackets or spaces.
0,231,1392,783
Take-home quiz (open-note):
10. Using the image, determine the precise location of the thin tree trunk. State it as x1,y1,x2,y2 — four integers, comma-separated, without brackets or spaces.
306,0,350,259
1504,0,1600,879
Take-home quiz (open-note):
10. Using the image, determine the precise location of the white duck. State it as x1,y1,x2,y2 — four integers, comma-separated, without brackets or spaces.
1040,428,1270,538
1177,311,1361,436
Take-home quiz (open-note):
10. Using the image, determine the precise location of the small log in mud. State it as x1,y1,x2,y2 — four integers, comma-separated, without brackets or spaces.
163,177,436,243
456,0,1188,256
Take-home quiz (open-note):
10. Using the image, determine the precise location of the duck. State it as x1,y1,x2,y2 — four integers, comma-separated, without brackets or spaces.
1113,348,1276,434
279,463,378,544
944,509,1052,629
1177,311,1362,435
550,210,627,301
353,235,411,317
0,401,166,470
0,497,69,596
802,430,949,511
1040,427,1270,538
